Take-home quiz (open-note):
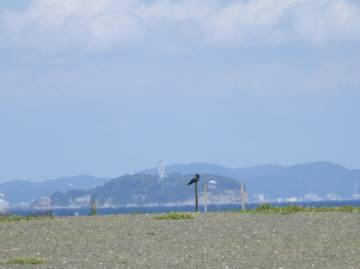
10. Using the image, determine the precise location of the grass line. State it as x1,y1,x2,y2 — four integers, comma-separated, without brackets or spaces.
155,212,194,220
240,204,360,215
0,257,45,265
0,215,54,223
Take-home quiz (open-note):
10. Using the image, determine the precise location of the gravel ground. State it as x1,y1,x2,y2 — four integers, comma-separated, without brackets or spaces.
1,212,360,269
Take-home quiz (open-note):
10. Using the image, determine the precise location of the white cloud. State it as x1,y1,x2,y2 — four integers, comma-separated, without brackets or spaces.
290,0,360,45
1,0,360,51
202,0,299,46
0,0,144,50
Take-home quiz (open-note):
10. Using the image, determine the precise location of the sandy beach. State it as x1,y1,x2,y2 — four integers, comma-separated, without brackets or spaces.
1,212,360,269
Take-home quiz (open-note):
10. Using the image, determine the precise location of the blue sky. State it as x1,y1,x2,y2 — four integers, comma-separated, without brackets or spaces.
1,0,360,182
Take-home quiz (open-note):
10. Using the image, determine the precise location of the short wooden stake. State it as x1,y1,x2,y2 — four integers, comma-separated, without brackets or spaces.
195,181,199,213
240,184,247,211
203,182,207,213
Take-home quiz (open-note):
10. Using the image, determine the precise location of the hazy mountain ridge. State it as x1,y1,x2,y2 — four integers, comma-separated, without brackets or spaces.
142,162,285,179
0,175,109,205
1,161,360,208
142,161,360,202
50,161,360,207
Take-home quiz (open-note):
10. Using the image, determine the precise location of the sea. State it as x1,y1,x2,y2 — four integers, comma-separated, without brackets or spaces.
7,200,360,217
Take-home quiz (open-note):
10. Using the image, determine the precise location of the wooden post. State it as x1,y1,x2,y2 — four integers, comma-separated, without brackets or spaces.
195,181,199,213
240,184,247,211
89,197,97,216
188,174,200,213
203,182,207,213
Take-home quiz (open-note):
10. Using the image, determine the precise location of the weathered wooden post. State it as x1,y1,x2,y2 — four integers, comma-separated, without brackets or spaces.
89,197,97,216
187,174,200,213
195,181,199,213
240,183,248,211
203,182,207,213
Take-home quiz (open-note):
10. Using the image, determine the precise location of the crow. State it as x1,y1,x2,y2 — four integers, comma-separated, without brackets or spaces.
187,174,200,185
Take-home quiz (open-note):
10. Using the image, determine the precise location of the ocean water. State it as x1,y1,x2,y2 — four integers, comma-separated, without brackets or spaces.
7,200,360,217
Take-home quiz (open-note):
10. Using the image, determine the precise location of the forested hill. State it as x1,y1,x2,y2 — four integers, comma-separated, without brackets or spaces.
50,173,242,207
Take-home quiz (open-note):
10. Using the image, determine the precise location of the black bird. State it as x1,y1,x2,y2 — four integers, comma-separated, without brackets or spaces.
188,174,200,185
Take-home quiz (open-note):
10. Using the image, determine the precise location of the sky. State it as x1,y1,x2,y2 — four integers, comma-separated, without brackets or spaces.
0,0,360,182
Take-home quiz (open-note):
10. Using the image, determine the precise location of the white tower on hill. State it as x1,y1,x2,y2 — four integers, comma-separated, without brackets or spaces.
158,160,166,179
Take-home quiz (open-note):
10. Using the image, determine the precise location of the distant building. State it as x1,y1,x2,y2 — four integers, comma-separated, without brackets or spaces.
33,196,52,216
0,193,9,214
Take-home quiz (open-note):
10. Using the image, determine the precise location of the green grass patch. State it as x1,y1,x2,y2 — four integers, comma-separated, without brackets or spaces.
0,215,54,223
241,204,360,215
155,212,194,220
1,257,45,265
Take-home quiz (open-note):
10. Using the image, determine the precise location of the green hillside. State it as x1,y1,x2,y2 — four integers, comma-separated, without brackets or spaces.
50,173,242,207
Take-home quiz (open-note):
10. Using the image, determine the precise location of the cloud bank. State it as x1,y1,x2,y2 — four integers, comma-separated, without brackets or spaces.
1,0,360,51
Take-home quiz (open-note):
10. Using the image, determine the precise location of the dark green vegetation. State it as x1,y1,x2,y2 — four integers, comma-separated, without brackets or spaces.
0,215,53,222
0,257,45,265
154,212,194,220
51,173,241,207
242,204,360,214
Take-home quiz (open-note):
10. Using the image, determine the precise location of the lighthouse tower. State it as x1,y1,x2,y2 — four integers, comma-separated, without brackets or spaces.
158,160,166,179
